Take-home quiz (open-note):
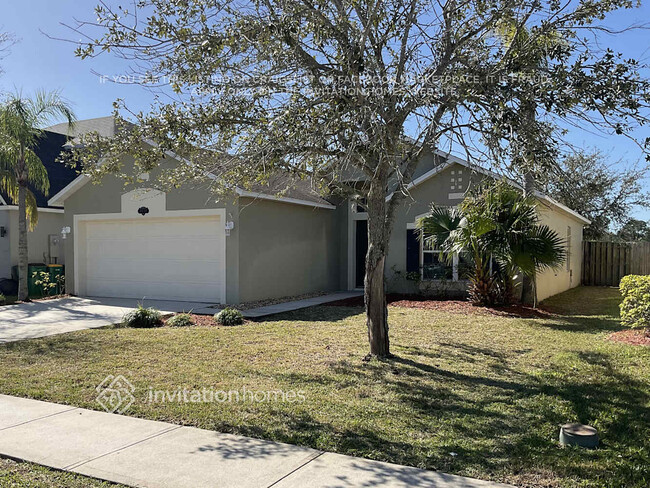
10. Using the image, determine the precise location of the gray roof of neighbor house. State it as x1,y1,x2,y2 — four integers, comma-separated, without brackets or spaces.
46,116,126,141
0,130,79,209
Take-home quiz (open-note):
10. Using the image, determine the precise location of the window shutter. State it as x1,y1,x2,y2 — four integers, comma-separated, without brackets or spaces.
406,229,419,273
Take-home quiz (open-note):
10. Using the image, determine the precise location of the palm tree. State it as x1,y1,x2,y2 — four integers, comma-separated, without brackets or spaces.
418,205,501,306
0,91,75,300
495,18,566,305
418,182,565,306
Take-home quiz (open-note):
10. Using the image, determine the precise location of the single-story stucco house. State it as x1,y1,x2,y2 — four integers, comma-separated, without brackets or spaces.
0,130,78,283
45,117,590,305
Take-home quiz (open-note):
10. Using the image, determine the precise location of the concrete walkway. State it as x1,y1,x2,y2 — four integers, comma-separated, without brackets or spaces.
0,297,216,343
0,292,362,343
226,291,363,318
0,395,512,488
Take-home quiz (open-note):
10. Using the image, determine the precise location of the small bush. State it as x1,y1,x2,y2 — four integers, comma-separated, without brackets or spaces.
167,313,195,327
215,307,244,326
32,271,65,297
620,275,650,329
123,304,163,328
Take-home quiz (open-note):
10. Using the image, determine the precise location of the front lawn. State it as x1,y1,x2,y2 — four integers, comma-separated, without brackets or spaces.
0,286,648,487
0,457,125,487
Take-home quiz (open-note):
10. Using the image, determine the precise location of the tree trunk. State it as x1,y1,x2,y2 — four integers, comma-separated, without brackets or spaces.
521,171,537,306
17,182,28,301
364,183,391,358
365,252,389,357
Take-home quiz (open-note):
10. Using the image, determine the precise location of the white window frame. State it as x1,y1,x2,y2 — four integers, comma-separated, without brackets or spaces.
420,237,462,282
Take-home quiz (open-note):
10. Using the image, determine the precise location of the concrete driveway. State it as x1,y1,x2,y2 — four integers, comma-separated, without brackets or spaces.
0,296,219,343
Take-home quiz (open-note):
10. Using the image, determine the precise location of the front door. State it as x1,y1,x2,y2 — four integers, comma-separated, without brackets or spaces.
355,220,368,288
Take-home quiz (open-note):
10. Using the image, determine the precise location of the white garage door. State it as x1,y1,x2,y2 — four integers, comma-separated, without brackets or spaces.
81,215,225,302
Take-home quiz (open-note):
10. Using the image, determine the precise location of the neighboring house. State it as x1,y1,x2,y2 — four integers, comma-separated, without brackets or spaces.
0,130,78,280
48,117,590,305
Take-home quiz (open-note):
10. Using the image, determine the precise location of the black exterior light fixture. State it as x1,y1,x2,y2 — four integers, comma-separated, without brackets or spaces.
0,226,6,237
138,206,150,216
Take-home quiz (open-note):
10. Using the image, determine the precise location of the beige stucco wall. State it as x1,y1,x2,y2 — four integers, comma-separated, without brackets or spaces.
536,201,584,302
0,211,11,278
379,163,585,302
237,197,341,303
0,209,65,278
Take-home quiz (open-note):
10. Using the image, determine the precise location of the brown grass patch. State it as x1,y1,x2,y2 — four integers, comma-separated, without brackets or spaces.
608,328,650,346
327,294,555,318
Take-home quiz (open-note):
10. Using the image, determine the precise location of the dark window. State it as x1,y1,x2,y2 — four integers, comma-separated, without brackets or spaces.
457,251,473,280
422,250,453,280
355,220,368,288
355,197,368,213
406,229,420,273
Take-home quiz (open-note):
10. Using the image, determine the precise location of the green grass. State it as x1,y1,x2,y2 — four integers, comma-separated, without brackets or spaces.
0,286,648,487
0,457,125,487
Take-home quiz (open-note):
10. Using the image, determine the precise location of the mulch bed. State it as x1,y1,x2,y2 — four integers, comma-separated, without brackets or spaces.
608,329,650,346
326,294,555,319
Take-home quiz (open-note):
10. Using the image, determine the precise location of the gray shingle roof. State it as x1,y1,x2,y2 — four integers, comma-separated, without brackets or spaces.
241,172,334,207
47,116,334,208
46,116,122,140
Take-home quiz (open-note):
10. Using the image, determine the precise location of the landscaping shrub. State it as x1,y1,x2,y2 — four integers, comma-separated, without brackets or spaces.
167,313,195,327
123,304,163,328
32,271,65,297
215,308,244,326
620,275,650,333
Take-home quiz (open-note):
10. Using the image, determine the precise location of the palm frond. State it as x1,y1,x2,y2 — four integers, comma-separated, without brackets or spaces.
0,169,18,198
24,148,49,195
0,172,39,230
417,206,462,249
30,89,76,131
25,189,39,230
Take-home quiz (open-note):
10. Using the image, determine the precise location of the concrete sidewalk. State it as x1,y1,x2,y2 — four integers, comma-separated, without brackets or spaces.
0,395,512,488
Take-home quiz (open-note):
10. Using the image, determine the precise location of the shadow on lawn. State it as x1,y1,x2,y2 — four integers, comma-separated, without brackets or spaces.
256,305,363,323
530,314,624,334
320,349,649,486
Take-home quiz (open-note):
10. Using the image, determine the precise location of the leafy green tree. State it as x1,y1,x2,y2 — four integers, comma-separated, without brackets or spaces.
616,219,650,242
418,183,565,306
544,151,650,240
66,0,650,357
0,92,75,300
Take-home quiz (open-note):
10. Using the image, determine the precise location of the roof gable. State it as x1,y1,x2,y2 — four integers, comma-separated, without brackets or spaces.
391,154,591,225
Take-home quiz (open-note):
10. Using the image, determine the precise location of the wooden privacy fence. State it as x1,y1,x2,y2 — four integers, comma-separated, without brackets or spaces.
582,241,650,286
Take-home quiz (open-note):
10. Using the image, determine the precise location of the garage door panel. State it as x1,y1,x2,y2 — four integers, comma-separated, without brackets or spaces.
87,261,222,283
81,215,225,303
86,279,221,302
86,257,222,278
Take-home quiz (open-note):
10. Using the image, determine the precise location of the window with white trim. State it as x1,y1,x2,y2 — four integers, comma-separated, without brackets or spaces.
422,239,453,280
421,238,470,281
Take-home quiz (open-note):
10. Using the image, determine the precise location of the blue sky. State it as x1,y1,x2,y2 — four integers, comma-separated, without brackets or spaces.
1,1,649,220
